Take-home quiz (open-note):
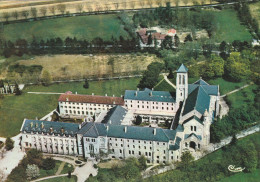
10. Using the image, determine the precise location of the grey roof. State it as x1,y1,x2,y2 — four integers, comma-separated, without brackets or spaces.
184,133,202,140
176,64,188,73
183,116,203,125
183,86,210,116
193,79,209,85
101,106,127,125
169,136,181,150
78,122,177,142
21,119,79,137
124,88,175,102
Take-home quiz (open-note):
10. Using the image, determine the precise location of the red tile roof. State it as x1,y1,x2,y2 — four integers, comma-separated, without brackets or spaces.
58,93,124,105
152,33,167,40
137,28,168,43
168,29,176,34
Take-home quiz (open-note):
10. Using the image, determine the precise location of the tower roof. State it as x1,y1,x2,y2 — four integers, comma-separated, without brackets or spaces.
176,64,188,73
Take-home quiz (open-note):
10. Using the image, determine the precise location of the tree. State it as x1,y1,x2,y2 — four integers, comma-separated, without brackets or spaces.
27,149,43,166
3,12,10,22
41,70,52,86
83,79,89,89
14,82,22,95
51,111,59,121
76,4,84,13
174,34,180,47
138,62,164,89
12,11,19,20
147,34,153,45
168,69,174,79
184,34,193,42
5,137,14,151
68,170,72,178
30,8,38,19
41,158,55,170
40,7,47,16
230,134,237,145
49,6,56,15
161,36,173,49
26,164,40,180
57,4,66,15
138,155,147,170
179,151,194,170
21,10,29,19
134,115,142,125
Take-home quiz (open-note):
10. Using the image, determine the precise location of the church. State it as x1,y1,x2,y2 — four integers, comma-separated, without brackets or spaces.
20,64,220,164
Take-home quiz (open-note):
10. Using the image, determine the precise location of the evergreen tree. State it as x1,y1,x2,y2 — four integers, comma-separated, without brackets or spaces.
83,79,89,89
5,137,14,151
14,82,21,95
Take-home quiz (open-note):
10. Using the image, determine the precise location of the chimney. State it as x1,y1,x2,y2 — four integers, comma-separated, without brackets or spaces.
79,124,81,129
124,126,127,133
41,122,44,129
113,101,115,105
135,91,138,96
152,88,154,91
137,88,139,91
50,127,53,133
121,95,123,97
106,125,109,131
61,128,64,134
75,92,77,95
153,128,156,135
30,122,33,128
105,94,107,96
66,98,69,102
149,92,152,97
35,123,38,128
113,94,115,97
92,93,94,96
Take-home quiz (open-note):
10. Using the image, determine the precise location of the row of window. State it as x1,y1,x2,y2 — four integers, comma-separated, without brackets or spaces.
125,100,174,106
109,138,166,146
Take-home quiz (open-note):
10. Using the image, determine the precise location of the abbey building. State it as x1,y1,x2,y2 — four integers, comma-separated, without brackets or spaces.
20,64,220,164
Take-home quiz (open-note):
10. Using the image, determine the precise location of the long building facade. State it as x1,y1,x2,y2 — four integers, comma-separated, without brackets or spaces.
20,64,220,164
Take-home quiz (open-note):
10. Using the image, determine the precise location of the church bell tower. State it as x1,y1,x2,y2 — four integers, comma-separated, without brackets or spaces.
176,64,188,104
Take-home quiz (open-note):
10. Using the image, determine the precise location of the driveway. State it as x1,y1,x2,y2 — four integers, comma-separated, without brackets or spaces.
73,160,98,182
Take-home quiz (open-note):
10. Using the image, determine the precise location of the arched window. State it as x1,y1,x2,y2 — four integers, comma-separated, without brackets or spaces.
179,75,181,84
191,126,193,131
183,75,185,84
194,126,197,132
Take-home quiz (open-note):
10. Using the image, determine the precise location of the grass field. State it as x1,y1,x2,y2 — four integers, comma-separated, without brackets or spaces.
211,9,253,43
2,14,129,42
0,78,140,137
227,84,257,109
220,168,260,182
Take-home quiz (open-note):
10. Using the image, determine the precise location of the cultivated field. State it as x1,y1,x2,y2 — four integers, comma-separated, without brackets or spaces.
0,0,218,22
14,54,162,80
2,14,129,42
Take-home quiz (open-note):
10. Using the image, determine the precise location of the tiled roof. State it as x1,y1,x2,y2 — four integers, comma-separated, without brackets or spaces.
182,86,210,116
152,32,167,40
168,29,176,34
184,133,202,140
21,119,79,137
137,28,167,44
78,122,177,142
124,88,175,102
101,106,127,125
58,93,124,105
176,64,188,73
183,116,203,125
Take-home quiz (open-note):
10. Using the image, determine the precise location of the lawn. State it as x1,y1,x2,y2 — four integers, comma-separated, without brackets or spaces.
220,168,260,182
211,9,252,43
226,84,257,109
2,14,129,42
41,176,77,182
0,78,140,137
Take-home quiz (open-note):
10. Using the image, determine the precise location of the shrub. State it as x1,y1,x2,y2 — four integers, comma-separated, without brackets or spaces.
41,158,55,170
